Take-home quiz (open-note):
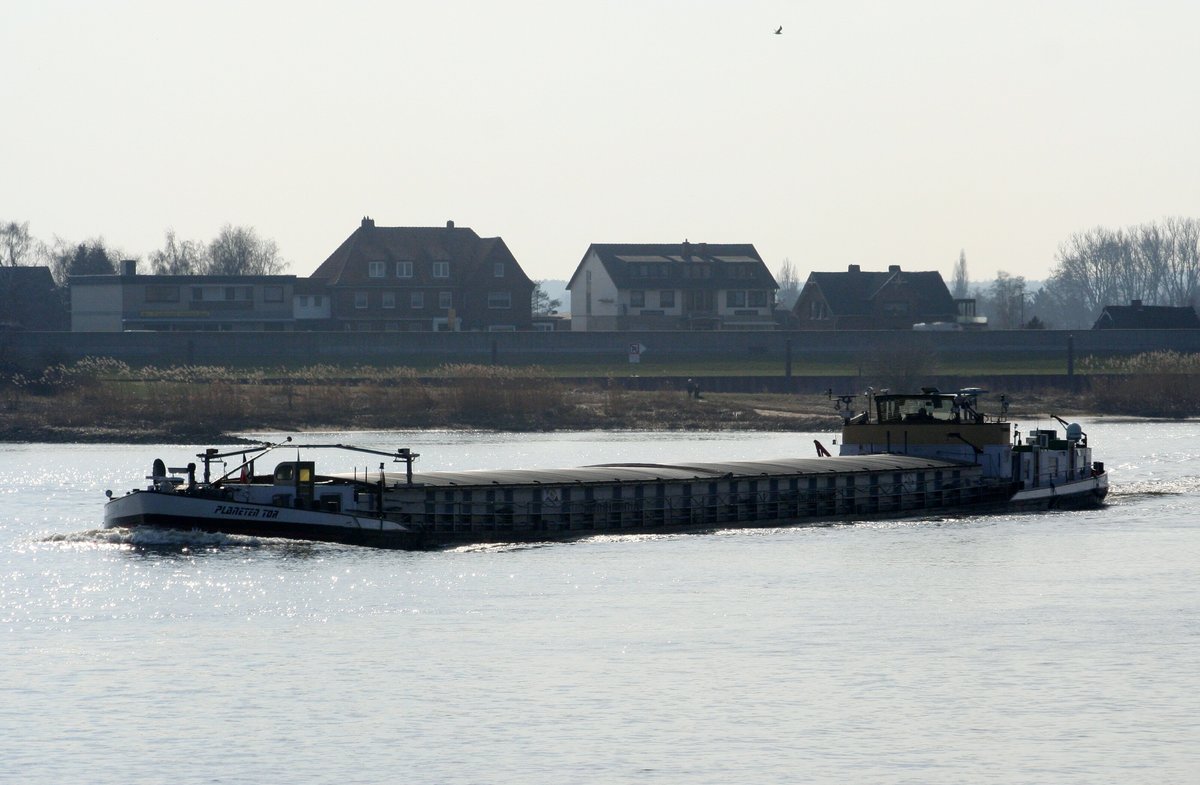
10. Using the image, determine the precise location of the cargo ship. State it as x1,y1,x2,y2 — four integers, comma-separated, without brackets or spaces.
103,388,1107,549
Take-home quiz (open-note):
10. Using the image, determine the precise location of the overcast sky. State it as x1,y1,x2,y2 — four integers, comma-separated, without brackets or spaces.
4,1,1199,286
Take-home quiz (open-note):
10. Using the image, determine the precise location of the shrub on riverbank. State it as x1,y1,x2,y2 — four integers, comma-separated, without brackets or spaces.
1082,351,1200,418
1,356,1112,442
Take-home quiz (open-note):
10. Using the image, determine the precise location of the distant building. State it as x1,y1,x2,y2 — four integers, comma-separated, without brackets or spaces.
70,261,297,331
566,241,778,331
792,264,961,330
0,266,66,330
1092,299,1200,329
311,218,534,332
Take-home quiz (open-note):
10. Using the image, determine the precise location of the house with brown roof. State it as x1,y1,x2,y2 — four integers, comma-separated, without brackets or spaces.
1092,299,1200,329
311,218,534,331
566,241,778,331
792,264,960,330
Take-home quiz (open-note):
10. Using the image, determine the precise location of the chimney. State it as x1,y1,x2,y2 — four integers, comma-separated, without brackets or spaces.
446,219,455,229
682,239,691,258
361,216,375,228
888,264,901,273
848,264,861,273
120,259,137,276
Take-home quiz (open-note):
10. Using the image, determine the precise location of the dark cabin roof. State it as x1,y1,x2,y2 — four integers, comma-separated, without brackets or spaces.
1092,300,1200,329
801,267,955,316
567,242,778,291
311,219,532,287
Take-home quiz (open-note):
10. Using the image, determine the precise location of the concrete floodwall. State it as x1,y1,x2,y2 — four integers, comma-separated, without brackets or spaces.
4,329,1200,369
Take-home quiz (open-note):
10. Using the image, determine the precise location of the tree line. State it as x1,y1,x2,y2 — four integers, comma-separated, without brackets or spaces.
0,221,286,285
962,217,1200,330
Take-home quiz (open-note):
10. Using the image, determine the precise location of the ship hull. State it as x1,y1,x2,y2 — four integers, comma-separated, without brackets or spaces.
104,490,424,549
104,458,1108,551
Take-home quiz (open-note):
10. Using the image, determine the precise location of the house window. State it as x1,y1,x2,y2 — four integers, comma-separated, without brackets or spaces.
411,291,424,309
439,291,452,309
298,295,309,306
488,291,511,309
264,286,284,303
660,290,675,308
882,301,909,317
433,262,450,278
313,295,323,306
145,285,180,303
354,291,368,309
726,290,747,308
396,261,413,278
493,262,505,277
810,300,829,320
748,290,767,307
630,290,645,308
368,261,385,278
382,291,396,309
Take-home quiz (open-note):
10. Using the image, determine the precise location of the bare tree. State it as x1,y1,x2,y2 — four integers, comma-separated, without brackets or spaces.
951,249,969,299
150,230,207,275
775,258,800,309
987,271,1027,329
205,225,286,275
531,281,562,315
1,221,36,267
1162,216,1200,306
1045,218,1200,323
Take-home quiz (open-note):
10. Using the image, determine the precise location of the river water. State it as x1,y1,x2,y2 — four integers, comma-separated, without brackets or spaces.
1,423,1197,784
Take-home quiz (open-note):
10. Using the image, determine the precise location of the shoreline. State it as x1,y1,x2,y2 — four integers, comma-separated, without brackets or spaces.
0,384,1155,445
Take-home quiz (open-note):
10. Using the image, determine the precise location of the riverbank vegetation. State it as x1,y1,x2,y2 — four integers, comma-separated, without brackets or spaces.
1,353,1195,442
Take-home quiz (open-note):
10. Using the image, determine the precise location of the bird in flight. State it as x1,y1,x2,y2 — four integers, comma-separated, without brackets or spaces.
775,25,783,34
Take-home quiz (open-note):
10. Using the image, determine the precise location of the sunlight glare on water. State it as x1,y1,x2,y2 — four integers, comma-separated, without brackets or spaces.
1,423,1198,784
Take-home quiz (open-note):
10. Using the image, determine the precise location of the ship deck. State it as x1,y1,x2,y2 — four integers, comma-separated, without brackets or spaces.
336,454,970,489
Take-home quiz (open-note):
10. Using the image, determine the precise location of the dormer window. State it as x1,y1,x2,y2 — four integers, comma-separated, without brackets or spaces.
493,262,504,277
396,261,413,278
433,262,450,278
368,261,385,278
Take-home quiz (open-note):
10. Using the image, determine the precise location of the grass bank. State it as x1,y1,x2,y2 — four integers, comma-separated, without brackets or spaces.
1,354,1191,443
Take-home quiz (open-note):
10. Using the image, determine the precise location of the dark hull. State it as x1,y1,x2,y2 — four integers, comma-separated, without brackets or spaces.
106,477,1107,551
106,509,425,549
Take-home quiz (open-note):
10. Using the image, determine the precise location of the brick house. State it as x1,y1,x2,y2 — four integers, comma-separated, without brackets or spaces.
792,264,958,330
311,218,534,331
566,241,778,331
